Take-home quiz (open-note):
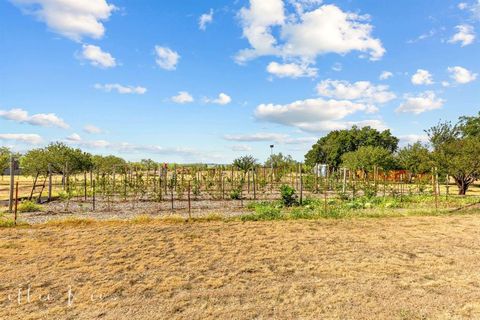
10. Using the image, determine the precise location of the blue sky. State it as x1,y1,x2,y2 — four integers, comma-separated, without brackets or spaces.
0,0,479,163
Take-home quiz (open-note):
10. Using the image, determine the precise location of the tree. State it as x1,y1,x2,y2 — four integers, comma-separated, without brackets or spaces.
264,153,297,169
43,142,93,174
433,137,480,195
425,121,460,151
305,126,399,168
459,112,480,138
233,155,258,173
92,155,127,174
341,146,395,174
0,147,11,174
397,142,432,177
21,148,50,177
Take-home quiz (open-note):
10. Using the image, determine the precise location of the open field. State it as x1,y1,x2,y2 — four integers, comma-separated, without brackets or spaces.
1,214,480,319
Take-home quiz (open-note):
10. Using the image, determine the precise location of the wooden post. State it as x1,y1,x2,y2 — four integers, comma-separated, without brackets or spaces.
342,168,347,193
14,181,19,226
8,155,15,213
171,186,174,211
252,168,256,200
299,163,303,205
48,164,52,202
188,180,191,220
84,171,87,201
92,179,96,211
446,174,449,199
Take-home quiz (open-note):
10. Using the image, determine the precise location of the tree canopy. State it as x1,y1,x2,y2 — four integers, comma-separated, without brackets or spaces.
233,155,258,173
264,153,297,169
341,146,396,174
305,126,399,168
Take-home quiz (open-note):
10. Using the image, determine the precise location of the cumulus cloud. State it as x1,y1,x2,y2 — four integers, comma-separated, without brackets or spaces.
266,61,317,78
0,108,69,129
396,91,444,114
254,97,382,132
236,1,385,64
11,0,116,41
207,93,232,105
447,66,477,84
171,91,194,104
94,83,147,94
0,133,43,145
316,80,396,104
83,124,103,134
411,69,434,85
449,24,475,47
80,44,116,68
379,71,393,80
155,46,180,70
199,9,213,30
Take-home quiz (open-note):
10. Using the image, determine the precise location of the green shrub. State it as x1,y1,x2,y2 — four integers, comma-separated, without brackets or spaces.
230,188,242,200
240,205,283,221
280,184,297,207
17,200,42,213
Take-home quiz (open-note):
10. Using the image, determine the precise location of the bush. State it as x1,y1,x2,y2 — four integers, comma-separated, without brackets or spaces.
230,188,242,200
280,184,297,207
17,201,42,213
240,205,283,221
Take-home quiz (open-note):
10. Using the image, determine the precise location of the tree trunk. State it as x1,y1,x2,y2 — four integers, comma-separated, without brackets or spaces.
454,177,469,195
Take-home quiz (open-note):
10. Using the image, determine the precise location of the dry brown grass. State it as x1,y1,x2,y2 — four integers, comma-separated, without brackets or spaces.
1,214,480,319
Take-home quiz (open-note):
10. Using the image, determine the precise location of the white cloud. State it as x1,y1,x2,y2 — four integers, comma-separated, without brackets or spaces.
171,91,194,104
331,63,342,72
66,133,82,142
254,97,382,132
94,83,147,94
447,66,477,84
411,69,434,85
236,1,385,64
266,61,317,78
231,144,252,152
11,0,116,41
208,93,232,105
83,124,103,134
0,133,43,145
396,91,444,114
399,134,429,145
199,9,213,30
155,46,180,70
458,1,480,20
316,80,396,104
379,71,393,80
224,132,317,144
0,108,69,129
449,24,475,47
224,132,288,142
80,44,116,68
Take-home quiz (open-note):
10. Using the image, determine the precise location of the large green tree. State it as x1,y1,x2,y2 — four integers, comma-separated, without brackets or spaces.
92,155,127,174
305,126,399,168
427,117,480,195
341,146,396,175
396,142,432,176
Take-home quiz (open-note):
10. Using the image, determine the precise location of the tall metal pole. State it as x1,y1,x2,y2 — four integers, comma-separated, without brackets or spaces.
8,155,15,212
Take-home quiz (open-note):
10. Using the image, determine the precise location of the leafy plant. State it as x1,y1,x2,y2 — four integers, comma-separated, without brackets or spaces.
18,200,43,213
280,184,297,207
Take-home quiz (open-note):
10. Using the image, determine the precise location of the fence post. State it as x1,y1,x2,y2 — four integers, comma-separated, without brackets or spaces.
14,181,19,226
48,164,52,202
188,180,191,220
84,171,87,201
252,168,256,200
92,180,96,211
299,163,303,205
8,155,15,213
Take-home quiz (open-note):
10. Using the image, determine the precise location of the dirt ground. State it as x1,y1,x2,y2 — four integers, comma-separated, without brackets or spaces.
1,214,480,319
